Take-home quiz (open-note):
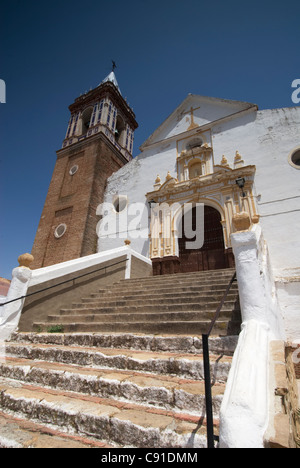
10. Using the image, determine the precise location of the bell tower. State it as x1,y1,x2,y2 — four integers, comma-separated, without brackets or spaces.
31,72,138,269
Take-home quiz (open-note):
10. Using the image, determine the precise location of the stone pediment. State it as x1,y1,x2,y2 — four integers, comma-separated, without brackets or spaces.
140,94,257,151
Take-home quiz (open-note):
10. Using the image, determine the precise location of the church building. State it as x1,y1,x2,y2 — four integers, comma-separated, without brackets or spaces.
1,71,299,449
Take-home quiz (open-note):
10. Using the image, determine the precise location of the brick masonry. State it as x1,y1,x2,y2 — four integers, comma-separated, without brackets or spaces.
31,133,127,269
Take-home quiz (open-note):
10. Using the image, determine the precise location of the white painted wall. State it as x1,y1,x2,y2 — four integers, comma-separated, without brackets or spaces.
276,280,300,342
212,107,300,277
97,143,178,258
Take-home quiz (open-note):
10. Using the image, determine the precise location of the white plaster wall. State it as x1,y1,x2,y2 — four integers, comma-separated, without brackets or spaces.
143,95,254,146
276,280,300,342
98,142,178,257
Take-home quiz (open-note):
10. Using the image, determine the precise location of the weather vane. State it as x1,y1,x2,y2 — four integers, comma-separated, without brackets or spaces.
112,60,117,72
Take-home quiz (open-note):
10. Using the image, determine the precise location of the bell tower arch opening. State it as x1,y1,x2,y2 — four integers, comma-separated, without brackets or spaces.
115,115,126,146
81,107,93,135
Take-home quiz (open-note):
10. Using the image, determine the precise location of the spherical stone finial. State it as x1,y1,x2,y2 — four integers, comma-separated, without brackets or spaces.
18,253,34,269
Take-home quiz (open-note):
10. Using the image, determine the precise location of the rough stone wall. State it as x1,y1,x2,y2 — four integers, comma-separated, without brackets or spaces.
286,344,300,447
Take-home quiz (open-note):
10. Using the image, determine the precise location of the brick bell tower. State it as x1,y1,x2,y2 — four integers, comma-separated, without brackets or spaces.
31,71,138,269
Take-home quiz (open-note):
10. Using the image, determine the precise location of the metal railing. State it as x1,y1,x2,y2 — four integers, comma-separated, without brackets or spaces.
0,258,128,307
202,270,237,448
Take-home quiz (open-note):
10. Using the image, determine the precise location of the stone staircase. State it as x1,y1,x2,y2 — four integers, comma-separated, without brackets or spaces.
0,269,241,448
33,269,241,336
0,332,237,448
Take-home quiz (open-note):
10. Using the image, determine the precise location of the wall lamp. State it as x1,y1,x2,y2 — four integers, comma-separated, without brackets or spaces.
235,177,246,197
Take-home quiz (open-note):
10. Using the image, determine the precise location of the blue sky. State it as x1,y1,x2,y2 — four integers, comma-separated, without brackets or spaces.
0,0,299,280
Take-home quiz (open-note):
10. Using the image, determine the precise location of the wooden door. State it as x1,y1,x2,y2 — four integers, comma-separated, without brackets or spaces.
179,205,228,272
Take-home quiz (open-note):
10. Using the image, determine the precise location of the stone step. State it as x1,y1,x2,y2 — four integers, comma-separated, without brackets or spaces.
69,301,238,312
0,411,113,448
5,342,232,382
0,356,226,416
0,378,212,448
2,330,234,448
78,295,239,308
10,332,238,356
116,279,236,290
88,291,239,303
118,269,235,284
49,311,235,325
33,320,235,336
98,284,238,300
100,279,235,292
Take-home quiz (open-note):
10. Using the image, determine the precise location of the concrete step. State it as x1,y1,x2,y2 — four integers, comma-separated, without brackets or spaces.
0,378,211,448
0,356,226,416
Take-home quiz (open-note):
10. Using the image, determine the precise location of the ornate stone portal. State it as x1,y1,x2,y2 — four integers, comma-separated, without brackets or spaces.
146,141,258,275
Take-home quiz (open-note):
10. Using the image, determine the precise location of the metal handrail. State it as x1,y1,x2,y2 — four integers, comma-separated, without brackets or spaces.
202,270,237,448
0,258,128,307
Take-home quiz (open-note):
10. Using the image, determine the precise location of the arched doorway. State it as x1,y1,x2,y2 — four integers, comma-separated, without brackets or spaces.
178,205,233,272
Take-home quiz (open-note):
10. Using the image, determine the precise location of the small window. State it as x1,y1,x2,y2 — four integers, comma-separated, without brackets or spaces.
113,196,128,213
69,165,78,176
288,148,300,169
54,224,67,238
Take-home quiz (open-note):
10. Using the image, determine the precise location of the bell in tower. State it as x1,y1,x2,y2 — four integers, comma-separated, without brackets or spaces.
30,71,138,269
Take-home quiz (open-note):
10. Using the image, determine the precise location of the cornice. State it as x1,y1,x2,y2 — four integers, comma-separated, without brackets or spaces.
56,131,130,165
